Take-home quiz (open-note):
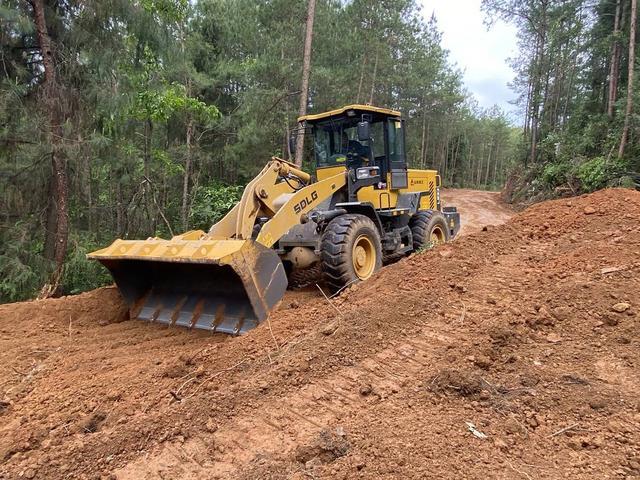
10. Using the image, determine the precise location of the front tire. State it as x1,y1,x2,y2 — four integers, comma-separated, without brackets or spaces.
410,210,450,251
320,214,382,292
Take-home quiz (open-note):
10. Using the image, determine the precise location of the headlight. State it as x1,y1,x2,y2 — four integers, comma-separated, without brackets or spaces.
356,166,380,180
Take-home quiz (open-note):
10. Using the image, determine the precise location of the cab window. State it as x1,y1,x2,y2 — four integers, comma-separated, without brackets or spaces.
387,119,405,163
313,120,384,167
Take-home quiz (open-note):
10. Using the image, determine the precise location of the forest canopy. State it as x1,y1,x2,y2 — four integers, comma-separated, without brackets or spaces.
482,0,640,201
0,0,529,302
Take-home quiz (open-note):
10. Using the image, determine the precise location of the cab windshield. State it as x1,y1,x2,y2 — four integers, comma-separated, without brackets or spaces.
313,120,384,168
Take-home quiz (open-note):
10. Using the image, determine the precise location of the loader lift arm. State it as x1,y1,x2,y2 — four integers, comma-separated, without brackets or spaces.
88,157,346,335
207,157,347,248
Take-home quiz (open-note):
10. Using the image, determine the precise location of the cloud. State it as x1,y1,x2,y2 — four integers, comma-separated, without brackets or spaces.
420,0,518,113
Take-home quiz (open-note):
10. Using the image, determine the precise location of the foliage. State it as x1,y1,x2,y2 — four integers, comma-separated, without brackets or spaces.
541,162,572,188
483,0,640,199
189,184,244,231
131,83,220,123
0,0,516,302
61,235,114,295
576,157,629,191
0,229,43,303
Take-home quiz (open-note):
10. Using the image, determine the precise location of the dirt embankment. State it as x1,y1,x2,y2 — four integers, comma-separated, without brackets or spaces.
1,188,639,480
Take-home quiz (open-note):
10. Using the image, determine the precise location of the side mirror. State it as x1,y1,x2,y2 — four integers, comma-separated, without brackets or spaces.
357,121,370,141
288,134,297,155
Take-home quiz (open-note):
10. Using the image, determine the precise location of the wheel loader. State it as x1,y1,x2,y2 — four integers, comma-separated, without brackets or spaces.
89,105,460,335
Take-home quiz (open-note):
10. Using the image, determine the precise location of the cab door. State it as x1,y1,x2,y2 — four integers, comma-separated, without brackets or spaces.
387,118,408,189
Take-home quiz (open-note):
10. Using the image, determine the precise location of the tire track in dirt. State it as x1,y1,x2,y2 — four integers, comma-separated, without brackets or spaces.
115,327,462,479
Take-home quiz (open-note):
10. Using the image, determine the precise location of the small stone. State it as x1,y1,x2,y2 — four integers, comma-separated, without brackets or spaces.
205,418,218,433
320,322,338,336
24,469,36,479
612,302,631,313
589,397,608,410
583,206,596,215
359,383,373,396
289,300,300,309
504,418,523,435
546,333,562,343
473,355,492,370
494,438,509,452
603,315,619,326
519,374,539,387
552,306,572,321
527,416,539,428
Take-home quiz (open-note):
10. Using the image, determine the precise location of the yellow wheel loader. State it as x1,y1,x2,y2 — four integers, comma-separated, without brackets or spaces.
89,105,460,334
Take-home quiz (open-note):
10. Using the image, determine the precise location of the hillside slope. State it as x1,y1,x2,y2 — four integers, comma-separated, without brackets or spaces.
0,189,638,480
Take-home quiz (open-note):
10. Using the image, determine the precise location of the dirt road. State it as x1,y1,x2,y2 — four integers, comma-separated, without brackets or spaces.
1,189,639,480
441,188,514,236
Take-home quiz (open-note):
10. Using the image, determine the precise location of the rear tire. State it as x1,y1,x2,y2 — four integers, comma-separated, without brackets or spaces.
410,210,450,251
320,214,382,292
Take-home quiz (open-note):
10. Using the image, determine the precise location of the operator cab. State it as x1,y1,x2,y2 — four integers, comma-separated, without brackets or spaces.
297,105,409,189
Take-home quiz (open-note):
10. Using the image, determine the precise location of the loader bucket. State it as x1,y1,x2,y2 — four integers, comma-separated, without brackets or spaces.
88,238,287,335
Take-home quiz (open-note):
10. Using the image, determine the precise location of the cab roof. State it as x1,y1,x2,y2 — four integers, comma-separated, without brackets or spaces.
297,104,402,123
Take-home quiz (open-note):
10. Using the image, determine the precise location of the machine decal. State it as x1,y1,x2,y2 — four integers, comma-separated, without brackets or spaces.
429,181,435,209
293,190,319,214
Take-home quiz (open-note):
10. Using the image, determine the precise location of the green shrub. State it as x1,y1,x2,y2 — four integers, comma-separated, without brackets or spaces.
575,157,628,192
576,157,607,191
61,235,113,295
189,183,243,230
541,162,571,188
0,223,46,302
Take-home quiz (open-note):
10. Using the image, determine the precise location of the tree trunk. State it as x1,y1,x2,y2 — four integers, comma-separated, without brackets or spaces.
356,54,367,104
619,0,637,159
32,0,69,293
143,119,156,232
484,138,494,187
419,107,427,168
181,117,194,230
294,0,316,166
608,0,623,119
369,49,379,105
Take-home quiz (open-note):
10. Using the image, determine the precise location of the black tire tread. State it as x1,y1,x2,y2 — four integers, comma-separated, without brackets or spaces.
410,210,450,251
320,214,382,292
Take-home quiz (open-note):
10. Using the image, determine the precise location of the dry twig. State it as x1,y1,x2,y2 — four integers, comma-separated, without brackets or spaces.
507,461,533,480
267,317,280,351
315,284,343,317
549,423,579,438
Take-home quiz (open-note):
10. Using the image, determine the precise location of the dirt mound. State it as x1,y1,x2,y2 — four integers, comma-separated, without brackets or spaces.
1,188,639,479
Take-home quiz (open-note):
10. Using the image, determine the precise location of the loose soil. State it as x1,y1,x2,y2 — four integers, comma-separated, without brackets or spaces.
1,189,639,480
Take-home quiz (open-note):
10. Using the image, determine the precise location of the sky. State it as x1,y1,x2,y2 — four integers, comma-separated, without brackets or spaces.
420,0,519,116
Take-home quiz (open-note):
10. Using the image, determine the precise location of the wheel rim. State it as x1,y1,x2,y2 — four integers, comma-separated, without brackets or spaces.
352,235,376,280
429,225,446,246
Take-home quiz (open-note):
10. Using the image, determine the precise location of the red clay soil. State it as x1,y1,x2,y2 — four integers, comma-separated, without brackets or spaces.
1,188,639,480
